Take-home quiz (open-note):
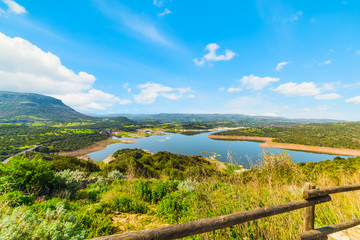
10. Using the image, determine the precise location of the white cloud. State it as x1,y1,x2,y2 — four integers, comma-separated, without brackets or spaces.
2,0,26,15
345,96,360,104
315,93,341,100
318,59,332,66
158,8,172,16
54,89,131,111
194,43,236,66
193,58,205,66
287,11,303,22
227,87,242,93
133,82,192,104
275,61,288,71
0,32,130,111
273,82,321,96
356,50,360,55
153,0,171,7
322,82,336,91
218,87,225,91
261,112,278,117
122,82,129,88
240,74,280,90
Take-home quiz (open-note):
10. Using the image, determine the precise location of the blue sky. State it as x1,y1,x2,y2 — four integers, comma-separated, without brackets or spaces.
1,0,360,120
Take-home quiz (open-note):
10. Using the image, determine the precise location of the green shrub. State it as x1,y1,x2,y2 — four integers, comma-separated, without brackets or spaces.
0,202,87,240
1,156,54,195
1,191,33,207
157,190,193,223
93,195,149,214
151,180,178,203
108,170,124,181
134,179,152,202
111,196,149,214
77,211,113,239
178,179,198,192
52,170,86,199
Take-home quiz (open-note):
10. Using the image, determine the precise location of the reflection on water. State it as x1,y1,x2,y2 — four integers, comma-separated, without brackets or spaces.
87,131,348,168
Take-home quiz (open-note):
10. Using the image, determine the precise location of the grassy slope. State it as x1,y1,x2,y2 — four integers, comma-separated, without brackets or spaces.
2,150,360,239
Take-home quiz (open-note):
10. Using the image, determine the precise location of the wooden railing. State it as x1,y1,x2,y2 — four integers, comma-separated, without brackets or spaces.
89,183,360,240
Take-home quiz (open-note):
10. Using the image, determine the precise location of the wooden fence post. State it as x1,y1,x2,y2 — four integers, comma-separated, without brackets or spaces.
304,183,316,231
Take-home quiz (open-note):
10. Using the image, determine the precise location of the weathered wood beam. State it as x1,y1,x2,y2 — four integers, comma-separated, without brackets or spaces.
298,217,360,240
88,195,331,240
304,184,360,199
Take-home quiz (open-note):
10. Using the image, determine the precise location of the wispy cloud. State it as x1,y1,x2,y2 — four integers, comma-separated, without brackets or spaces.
240,74,279,90
153,0,171,7
133,82,192,104
345,96,360,104
158,8,172,17
227,87,242,93
194,43,236,66
275,61,288,71
1,0,26,15
273,82,321,96
94,1,174,47
315,93,341,100
286,11,303,22
318,59,332,66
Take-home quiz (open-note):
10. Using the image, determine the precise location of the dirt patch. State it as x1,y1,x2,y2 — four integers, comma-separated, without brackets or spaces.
208,134,273,142
103,154,115,164
118,139,137,144
261,141,360,156
59,138,119,156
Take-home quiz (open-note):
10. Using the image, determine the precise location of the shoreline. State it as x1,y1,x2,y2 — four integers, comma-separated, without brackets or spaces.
59,138,120,157
208,134,360,156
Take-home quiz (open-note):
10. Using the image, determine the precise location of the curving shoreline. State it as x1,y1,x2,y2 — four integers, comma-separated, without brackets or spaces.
208,134,360,156
59,138,120,157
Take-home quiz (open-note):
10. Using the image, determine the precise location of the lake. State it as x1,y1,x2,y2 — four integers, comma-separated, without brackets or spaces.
87,131,349,168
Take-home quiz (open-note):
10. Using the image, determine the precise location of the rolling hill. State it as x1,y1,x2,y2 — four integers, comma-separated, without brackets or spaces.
0,91,94,123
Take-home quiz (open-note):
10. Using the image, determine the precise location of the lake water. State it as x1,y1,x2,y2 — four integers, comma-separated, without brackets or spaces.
87,131,349,168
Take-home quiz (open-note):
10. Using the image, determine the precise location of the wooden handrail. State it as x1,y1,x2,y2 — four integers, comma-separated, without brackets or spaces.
89,195,331,240
298,217,360,240
87,183,360,240
303,184,360,199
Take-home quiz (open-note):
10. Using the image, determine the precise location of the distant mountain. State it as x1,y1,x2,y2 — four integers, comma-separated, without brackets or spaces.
0,91,94,123
116,113,343,125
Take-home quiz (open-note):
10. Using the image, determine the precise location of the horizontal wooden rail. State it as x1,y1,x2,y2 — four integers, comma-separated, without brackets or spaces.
89,195,331,240
298,217,360,240
303,184,360,199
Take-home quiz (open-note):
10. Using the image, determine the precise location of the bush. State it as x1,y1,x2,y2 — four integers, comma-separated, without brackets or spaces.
178,179,198,192
108,170,124,181
93,195,149,214
77,212,113,238
81,178,109,202
157,190,193,223
1,191,33,207
111,196,149,214
134,179,152,202
1,156,54,196
0,202,87,240
52,170,86,199
151,180,178,203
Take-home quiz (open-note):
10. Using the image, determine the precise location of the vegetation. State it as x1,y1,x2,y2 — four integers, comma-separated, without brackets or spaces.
1,149,360,239
0,125,109,161
214,122,360,149
0,91,94,123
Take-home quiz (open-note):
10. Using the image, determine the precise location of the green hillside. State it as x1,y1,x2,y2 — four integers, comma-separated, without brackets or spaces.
0,91,94,123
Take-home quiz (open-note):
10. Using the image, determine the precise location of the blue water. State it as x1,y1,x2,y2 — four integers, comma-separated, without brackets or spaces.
87,131,349,168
